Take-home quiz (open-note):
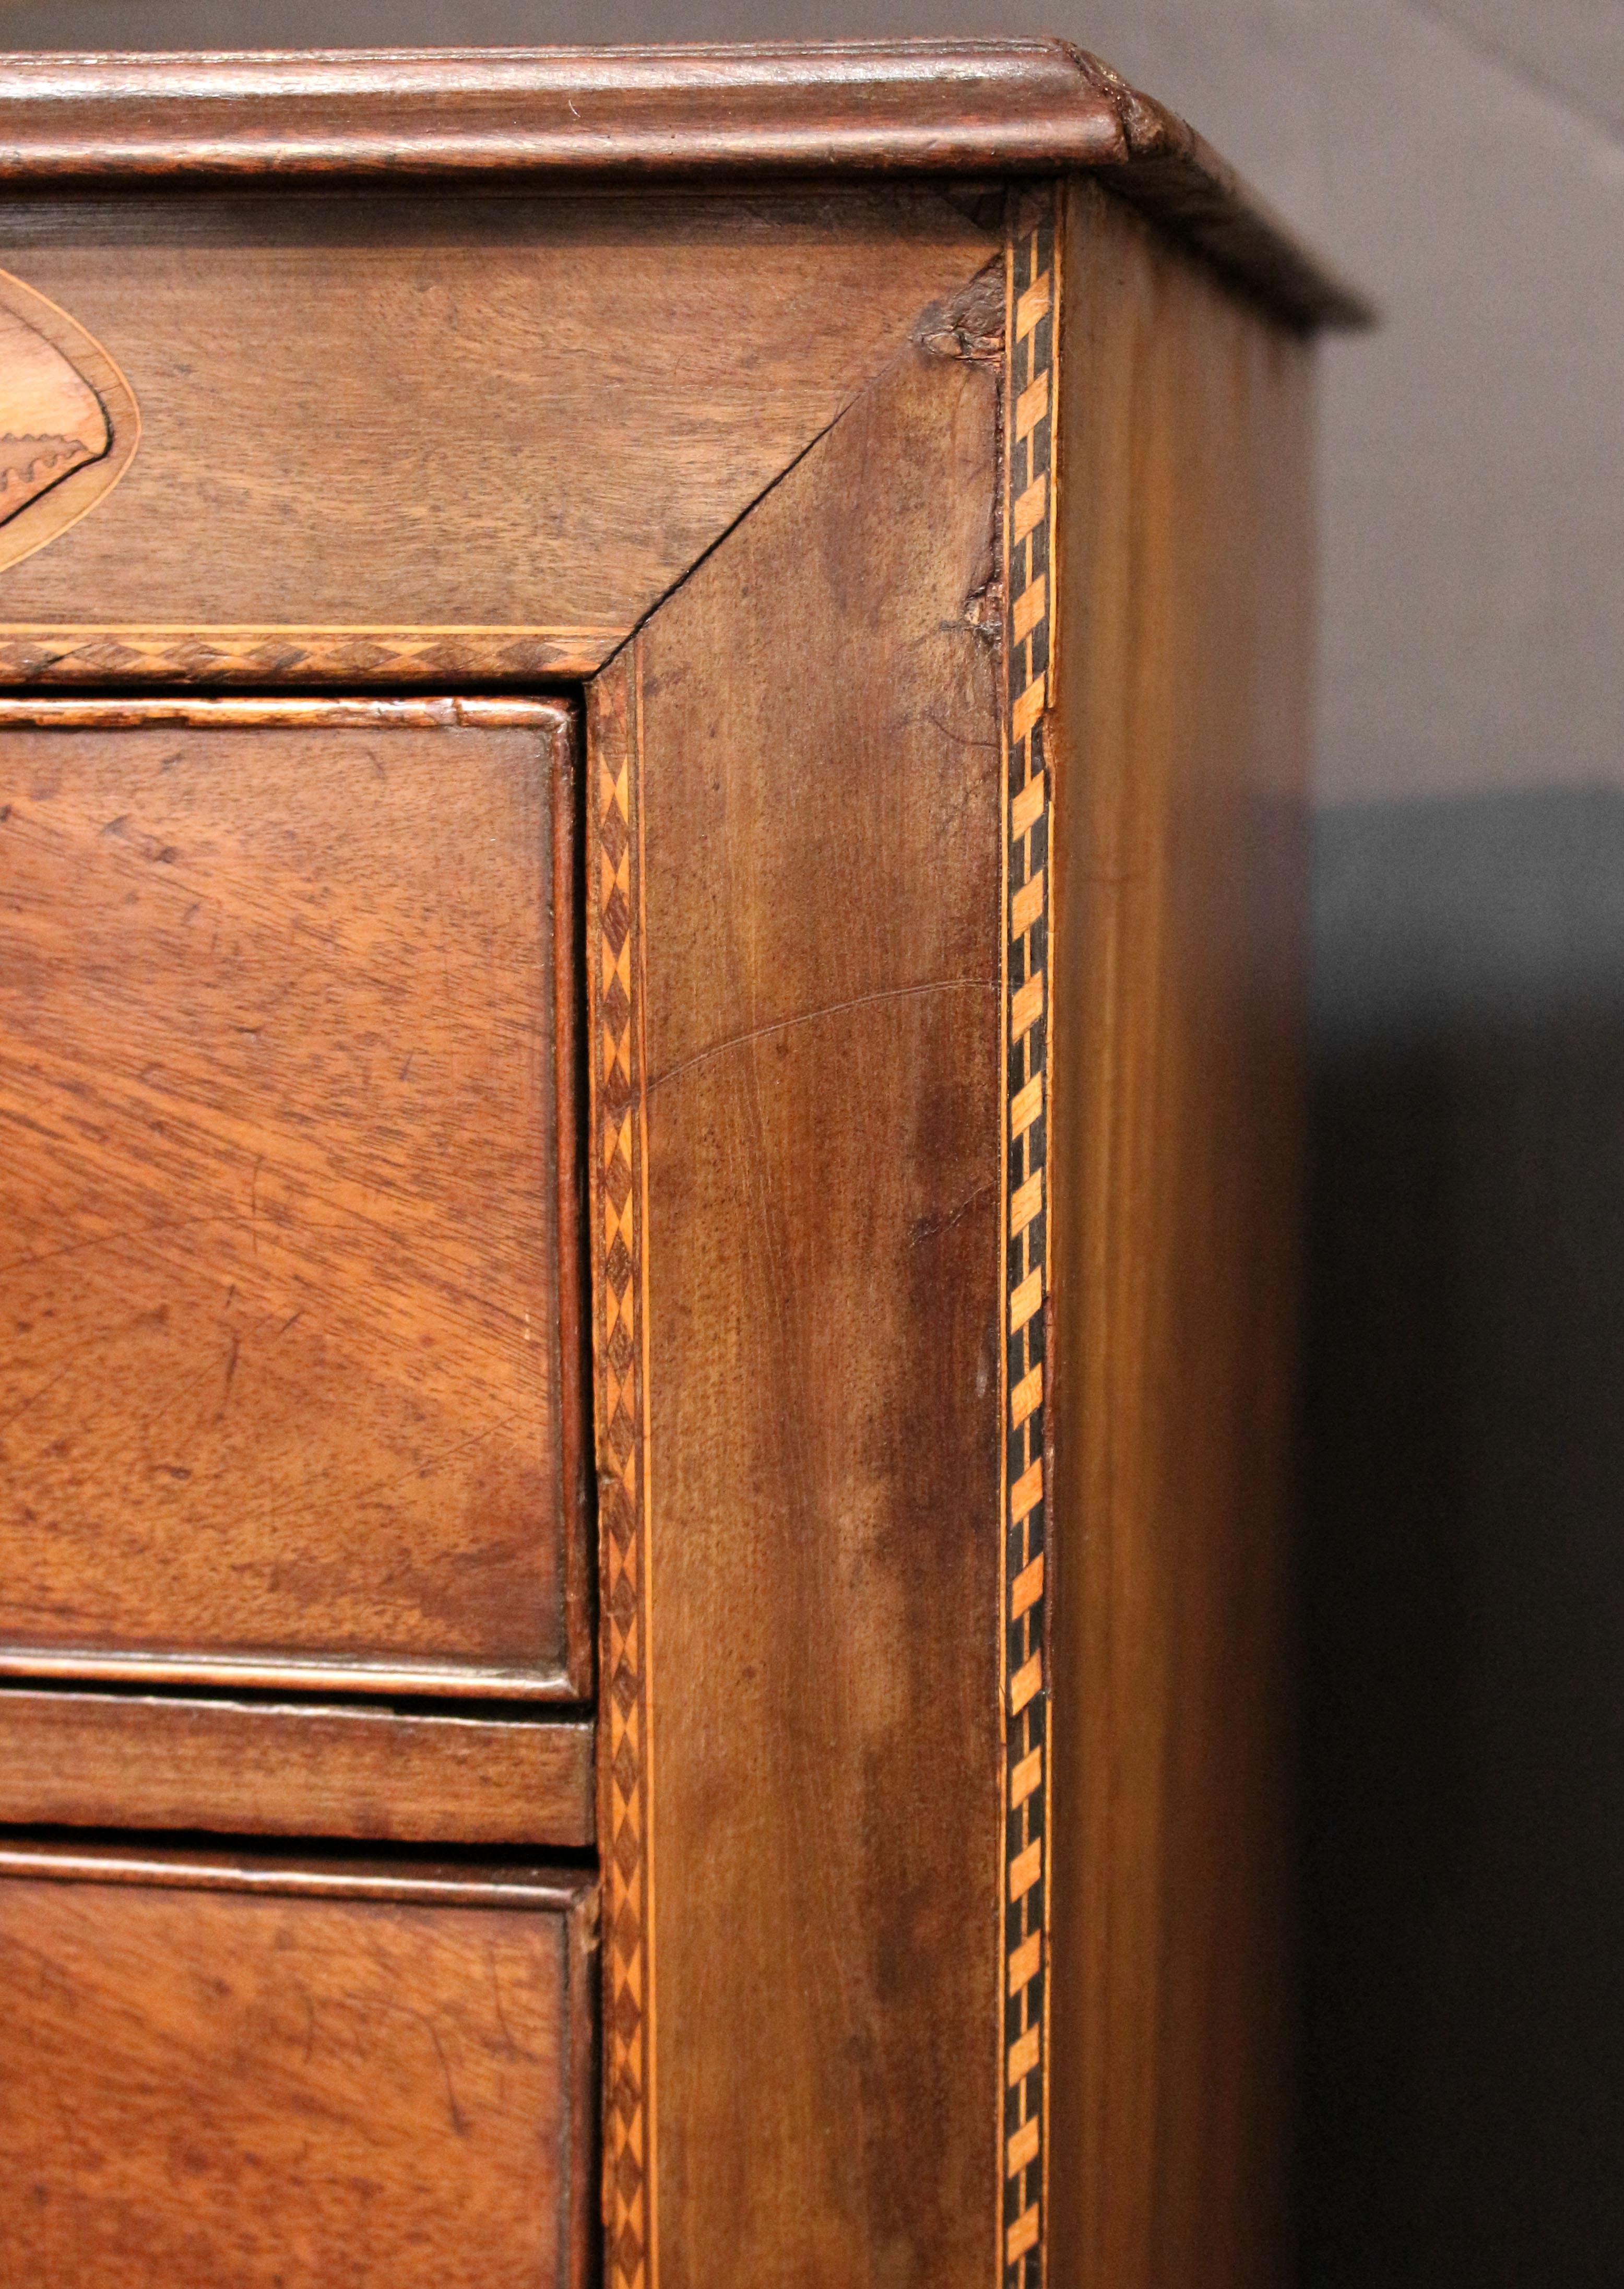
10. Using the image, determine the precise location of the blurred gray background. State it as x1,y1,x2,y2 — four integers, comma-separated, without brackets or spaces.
8,3,1618,2280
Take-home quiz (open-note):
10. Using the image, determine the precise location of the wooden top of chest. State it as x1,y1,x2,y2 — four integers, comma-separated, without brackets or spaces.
0,38,1367,331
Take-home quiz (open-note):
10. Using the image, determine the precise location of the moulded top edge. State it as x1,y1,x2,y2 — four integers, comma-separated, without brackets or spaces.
0,37,1371,332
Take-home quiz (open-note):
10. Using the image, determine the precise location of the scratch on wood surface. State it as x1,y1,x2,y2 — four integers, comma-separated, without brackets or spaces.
646,974,997,1095
911,1178,997,1247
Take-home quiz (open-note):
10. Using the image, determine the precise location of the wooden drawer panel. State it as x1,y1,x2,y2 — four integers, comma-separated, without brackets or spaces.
0,1843,596,2289
0,1689,595,1844
0,187,990,662
0,697,587,1695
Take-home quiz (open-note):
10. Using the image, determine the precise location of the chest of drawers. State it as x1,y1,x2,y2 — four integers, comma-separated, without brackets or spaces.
0,39,1363,2289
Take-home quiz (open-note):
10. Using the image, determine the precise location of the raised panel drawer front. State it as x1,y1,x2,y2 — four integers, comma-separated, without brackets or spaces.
0,697,587,1695
0,1844,597,2289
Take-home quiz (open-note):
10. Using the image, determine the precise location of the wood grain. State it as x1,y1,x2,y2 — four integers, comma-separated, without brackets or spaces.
604,326,1006,2289
0,44,1366,330
0,92,1343,2288
0,41,1127,176
1046,177,1314,2289
0,698,587,1694
0,1688,595,1844
0,187,993,636
0,1843,597,2289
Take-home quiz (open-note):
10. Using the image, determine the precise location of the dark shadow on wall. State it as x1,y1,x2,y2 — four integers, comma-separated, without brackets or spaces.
1302,788,1624,2289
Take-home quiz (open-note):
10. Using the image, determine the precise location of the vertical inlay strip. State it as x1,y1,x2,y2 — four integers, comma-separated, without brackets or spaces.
1001,184,1058,2289
591,651,656,2289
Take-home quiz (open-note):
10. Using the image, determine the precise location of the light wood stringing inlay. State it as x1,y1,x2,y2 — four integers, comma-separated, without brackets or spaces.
590,656,657,2289
0,624,620,682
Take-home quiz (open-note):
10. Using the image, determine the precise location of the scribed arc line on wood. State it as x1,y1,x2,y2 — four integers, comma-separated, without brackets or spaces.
644,974,996,1095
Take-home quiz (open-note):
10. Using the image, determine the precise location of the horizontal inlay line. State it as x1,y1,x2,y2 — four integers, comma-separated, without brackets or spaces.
0,696,570,730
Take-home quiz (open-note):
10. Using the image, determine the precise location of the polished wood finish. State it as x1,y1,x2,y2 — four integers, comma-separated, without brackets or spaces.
1047,178,1313,2289
0,43,1367,329
0,46,1354,2289
0,40,1126,175
583,157,1326,2289
0,1842,597,2289
590,327,1005,2289
0,188,991,651
0,697,586,1694
0,1688,595,1843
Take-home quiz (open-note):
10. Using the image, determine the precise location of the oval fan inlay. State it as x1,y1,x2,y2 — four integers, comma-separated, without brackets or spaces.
0,269,139,573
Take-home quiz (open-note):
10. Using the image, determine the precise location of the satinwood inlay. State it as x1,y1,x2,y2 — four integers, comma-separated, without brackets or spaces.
0,268,137,571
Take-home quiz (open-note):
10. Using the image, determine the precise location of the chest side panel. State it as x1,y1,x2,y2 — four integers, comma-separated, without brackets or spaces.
1047,176,1314,2289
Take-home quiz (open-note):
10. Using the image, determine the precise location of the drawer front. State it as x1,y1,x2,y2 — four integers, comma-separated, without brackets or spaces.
0,698,586,1694
0,1846,596,2289
0,188,990,666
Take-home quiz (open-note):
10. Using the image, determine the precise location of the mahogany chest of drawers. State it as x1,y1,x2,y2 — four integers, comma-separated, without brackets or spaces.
0,39,1363,2289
